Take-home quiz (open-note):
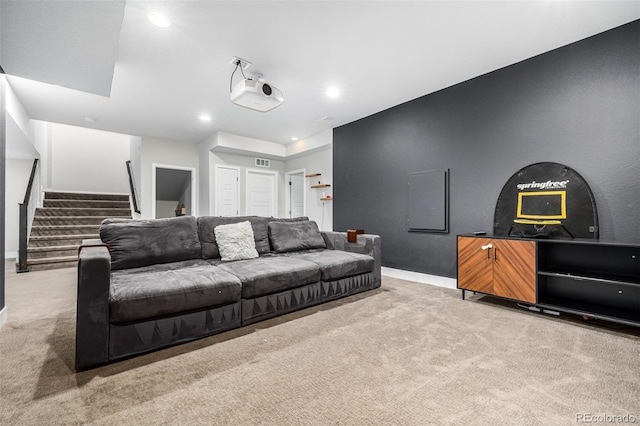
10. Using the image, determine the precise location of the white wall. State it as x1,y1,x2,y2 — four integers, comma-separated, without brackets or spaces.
141,136,199,219
285,145,333,231
199,131,288,216
285,130,333,231
210,151,285,217
50,123,130,193
5,80,32,142
216,132,286,157
200,129,333,222
198,132,217,216
5,81,38,161
4,81,38,259
5,159,33,258
286,129,332,157
30,120,52,189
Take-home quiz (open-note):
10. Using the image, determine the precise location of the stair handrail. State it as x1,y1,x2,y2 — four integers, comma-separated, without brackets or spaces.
126,160,141,214
17,158,40,273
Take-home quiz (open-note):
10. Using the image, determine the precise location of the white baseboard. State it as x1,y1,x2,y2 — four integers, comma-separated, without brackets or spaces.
381,267,457,290
0,306,7,330
5,251,17,260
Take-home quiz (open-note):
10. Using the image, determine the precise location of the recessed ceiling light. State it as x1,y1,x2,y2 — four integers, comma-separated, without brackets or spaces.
199,114,212,122
290,137,299,141
326,87,340,98
148,12,171,28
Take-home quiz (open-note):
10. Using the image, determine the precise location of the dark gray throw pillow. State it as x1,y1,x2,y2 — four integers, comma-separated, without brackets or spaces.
268,220,327,253
100,216,201,270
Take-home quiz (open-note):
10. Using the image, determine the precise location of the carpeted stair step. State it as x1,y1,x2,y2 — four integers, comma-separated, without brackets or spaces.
34,207,131,217
43,199,131,209
27,255,78,271
44,192,129,202
23,191,131,272
32,216,130,226
30,224,100,236
28,234,99,248
27,245,79,259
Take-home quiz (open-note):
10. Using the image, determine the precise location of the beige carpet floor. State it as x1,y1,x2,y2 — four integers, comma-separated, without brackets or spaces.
1,263,639,425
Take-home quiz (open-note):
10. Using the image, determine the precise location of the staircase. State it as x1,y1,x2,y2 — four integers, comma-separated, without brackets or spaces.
25,191,131,271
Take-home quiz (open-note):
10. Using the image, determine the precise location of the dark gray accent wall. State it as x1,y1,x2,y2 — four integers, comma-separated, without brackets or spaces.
334,20,640,278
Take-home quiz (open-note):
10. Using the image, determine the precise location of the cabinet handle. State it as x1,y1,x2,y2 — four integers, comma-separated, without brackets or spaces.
494,247,498,261
481,244,493,259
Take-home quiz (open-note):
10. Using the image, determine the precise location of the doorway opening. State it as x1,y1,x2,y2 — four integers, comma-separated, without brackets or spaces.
152,164,196,219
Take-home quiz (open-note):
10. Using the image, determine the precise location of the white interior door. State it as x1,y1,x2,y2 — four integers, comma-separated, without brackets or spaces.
246,169,277,217
288,172,305,218
215,166,239,216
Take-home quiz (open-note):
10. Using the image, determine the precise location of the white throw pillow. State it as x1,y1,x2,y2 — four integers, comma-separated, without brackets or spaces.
214,221,259,261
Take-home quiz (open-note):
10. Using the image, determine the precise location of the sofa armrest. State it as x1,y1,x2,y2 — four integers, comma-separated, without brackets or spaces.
75,240,111,371
321,231,382,288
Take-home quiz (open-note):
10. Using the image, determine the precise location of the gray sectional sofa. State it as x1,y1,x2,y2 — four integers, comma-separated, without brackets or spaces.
75,215,381,371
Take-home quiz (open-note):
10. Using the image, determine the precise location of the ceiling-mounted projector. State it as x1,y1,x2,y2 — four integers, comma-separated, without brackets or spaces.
230,78,284,112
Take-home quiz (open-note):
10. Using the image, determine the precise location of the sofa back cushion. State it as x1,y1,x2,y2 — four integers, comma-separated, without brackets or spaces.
267,216,309,224
266,216,309,251
268,220,327,253
198,216,270,259
100,216,202,270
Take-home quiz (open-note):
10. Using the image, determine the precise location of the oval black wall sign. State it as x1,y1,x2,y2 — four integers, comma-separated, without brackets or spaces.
493,162,598,239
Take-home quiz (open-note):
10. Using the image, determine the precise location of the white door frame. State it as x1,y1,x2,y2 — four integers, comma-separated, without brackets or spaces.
245,168,278,217
214,165,241,216
151,163,197,219
285,169,306,218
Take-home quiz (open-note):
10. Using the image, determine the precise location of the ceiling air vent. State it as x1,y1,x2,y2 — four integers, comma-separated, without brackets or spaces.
255,158,270,168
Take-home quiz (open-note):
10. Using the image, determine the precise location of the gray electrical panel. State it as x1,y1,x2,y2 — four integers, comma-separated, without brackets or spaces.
407,169,449,233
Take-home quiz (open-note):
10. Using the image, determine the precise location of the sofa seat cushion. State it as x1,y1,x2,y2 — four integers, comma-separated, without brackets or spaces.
217,256,321,299
110,259,242,324
286,249,375,281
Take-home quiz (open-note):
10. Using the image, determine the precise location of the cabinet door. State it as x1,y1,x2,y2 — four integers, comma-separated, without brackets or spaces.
493,239,536,303
457,237,494,294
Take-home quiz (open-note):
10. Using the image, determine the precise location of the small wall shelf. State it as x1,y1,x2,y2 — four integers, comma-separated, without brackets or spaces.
320,197,333,201
311,183,331,189
305,173,322,178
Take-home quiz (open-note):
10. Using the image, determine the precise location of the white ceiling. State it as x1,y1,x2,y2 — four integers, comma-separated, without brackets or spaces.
1,1,125,97
2,1,639,146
